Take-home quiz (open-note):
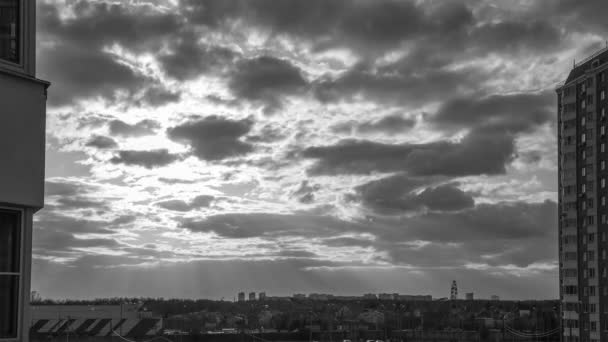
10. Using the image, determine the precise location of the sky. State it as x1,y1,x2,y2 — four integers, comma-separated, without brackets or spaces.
32,0,608,301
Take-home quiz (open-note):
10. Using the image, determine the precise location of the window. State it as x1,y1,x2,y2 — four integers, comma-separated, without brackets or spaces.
589,233,595,242
590,285,596,295
603,249,606,260
602,196,606,206
591,304,597,313
602,178,606,188
603,107,606,119
0,209,21,339
583,183,586,193
582,100,587,110
589,268,596,278
602,160,606,170
583,166,587,177
602,125,606,136
582,132,587,143
602,90,606,101
588,215,595,225
602,143,606,153
588,94,594,105
591,321,597,331
0,0,20,64
588,198,595,208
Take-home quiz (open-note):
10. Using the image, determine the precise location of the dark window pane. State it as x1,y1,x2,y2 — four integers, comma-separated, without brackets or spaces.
0,209,20,272
0,0,19,63
0,275,18,338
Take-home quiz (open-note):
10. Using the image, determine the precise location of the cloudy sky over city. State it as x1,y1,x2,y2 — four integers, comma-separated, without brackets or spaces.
33,0,607,300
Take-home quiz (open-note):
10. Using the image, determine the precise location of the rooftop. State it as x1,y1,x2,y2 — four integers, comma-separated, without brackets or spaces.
565,46,608,84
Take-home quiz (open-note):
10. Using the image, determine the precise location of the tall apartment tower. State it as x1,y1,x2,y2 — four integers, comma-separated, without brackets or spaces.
557,47,608,342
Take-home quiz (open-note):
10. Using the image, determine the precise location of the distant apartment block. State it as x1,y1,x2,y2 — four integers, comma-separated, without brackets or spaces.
249,292,256,301
0,0,49,341
556,46,608,342
258,292,266,301
465,293,474,300
237,292,245,302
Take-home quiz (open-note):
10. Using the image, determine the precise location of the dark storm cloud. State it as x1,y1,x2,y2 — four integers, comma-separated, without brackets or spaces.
333,114,416,136
86,136,118,149
156,195,215,212
35,211,116,235
228,56,308,113
158,31,239,80
38,44,148,106
139,87,182,106
291,180,320,204
302,128,515,176
178,199,556,268
431,92,554,134
398,200,557,242
109,119,161,137
110,149,180,168
54,197,110,211
167,116,254,160
180,213,360,239
45,180,95,197
180,0,473,54
353,175,474,214
37,1,180,105
471,20,562,53
313,62,480,107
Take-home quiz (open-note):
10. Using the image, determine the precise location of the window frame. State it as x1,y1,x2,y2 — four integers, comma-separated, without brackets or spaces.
0,206,24,342
0,0,22,69
0,0,34,75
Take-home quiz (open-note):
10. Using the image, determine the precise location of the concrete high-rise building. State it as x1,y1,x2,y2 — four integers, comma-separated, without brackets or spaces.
238,292,245,302
249,292,256,301
258,292,266,301
0,1,49,341
465,292,474,300
557,46,608,342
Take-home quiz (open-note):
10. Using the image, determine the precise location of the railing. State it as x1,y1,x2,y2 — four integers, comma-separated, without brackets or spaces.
575,45,608,69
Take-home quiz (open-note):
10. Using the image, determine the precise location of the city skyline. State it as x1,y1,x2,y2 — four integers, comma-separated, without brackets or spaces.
31,0,605,300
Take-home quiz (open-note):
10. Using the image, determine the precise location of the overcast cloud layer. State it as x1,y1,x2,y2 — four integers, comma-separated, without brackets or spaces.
34,0,595,300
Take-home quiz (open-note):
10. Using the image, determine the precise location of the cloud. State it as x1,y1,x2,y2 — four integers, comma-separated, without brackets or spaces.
228,56,308,112
86,136,118,149
302,128,515,176
156,195,215,212
110,149,179,168
333,114,416,135
37,1,181,105
291,180,321,204
431,92,554,134
167,116,254,160
158,31,239,80
109,119,161,137
353,175,474,214
139,86,182,106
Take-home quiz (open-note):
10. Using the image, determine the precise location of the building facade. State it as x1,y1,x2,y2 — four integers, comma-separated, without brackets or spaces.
0,1,49,341
557,47,608,342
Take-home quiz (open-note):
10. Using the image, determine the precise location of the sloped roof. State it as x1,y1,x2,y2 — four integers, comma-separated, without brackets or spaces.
565,47,608,84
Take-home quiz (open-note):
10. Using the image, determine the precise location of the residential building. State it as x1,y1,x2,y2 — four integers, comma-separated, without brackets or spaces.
238,292,245,302
556,46,608,342
491,295,500,301
258,292,266,301
465,293,474,300
249,292,256,301
0,1,49,341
